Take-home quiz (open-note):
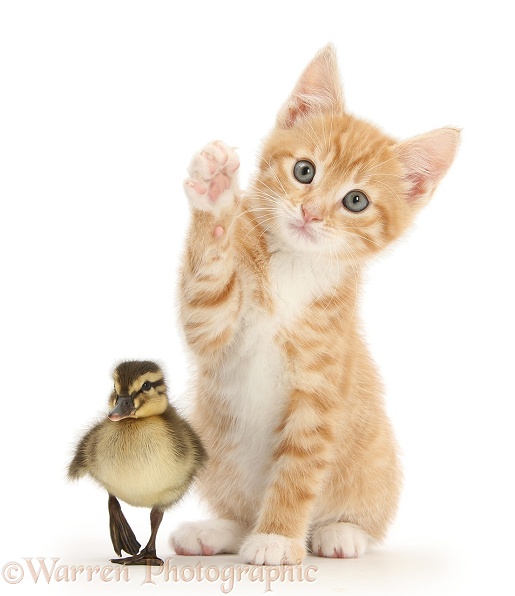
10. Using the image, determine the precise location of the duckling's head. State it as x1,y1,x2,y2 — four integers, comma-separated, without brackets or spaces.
108,360,168,421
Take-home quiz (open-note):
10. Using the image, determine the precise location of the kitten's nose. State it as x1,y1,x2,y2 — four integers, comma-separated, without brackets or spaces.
302,206,321,223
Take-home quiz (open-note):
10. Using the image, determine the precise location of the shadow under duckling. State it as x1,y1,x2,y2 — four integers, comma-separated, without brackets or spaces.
68,360,206,566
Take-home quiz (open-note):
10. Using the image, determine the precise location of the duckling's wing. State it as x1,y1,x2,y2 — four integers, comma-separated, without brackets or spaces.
162,406,207,467
67,422,102,480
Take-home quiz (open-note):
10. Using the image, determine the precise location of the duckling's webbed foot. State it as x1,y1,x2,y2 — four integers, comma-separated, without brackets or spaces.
111,507,164,566
110,549,164,567
108,494,141,556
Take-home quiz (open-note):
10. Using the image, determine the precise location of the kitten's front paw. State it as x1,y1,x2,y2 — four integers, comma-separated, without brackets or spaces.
239,533,305,565
311,522,369,559
185,141,240,216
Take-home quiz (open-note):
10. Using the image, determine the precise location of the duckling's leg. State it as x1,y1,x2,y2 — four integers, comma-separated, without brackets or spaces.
111,507,164,566
108,494,141,557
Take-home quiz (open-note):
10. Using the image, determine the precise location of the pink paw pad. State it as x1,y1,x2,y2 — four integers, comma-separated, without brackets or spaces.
185,180,207,195
208,172,231,201
185,141,240,206
172,543,215,556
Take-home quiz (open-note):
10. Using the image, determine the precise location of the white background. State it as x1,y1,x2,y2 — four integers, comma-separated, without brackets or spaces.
1,1,514,594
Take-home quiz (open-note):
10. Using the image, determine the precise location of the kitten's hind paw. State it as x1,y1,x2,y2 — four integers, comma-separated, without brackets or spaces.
185,141,240,215
311,522,369,559
170,519,245,556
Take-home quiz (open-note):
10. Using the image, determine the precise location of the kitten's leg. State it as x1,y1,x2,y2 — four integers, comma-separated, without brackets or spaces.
173,144,245,557
310,522,371,559
180,141,243,355
170,519,246,556
239,390,336,565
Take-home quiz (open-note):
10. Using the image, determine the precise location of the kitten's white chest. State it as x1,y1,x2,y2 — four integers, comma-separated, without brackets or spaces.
217,252,341,498
269,251,340,322
220,309,284,496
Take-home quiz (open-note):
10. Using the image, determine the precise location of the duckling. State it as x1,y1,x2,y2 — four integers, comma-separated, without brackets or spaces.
68,360,206,566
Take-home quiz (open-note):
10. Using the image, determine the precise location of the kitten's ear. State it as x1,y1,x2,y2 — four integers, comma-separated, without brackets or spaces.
276,44,344,129
394,127,461,205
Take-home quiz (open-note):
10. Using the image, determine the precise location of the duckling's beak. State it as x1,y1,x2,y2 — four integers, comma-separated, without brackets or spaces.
108,395,136,421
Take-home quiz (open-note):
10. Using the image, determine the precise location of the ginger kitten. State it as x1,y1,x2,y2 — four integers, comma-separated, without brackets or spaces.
170,44,459,565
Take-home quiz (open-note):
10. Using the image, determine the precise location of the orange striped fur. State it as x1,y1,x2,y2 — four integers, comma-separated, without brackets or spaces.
171,44,459,565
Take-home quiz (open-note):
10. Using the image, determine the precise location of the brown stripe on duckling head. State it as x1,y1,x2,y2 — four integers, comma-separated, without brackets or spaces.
113,360,163,395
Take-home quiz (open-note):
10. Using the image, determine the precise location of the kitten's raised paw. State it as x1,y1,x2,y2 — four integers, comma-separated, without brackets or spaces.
239,533,305,565
311,522,369,559
184,141,240,215
170,519,245,556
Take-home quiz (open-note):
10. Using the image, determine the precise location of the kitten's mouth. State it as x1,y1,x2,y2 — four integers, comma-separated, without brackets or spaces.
289,222,317,241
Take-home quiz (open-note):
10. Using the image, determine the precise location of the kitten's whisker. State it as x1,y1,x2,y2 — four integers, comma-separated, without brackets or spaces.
262,157,290,198
327,112,334,153
342,244,360,332
375,173,404,178
258,179,292,205
252,190,283,204
246,204,283,216
225,202,282,237
321,247,344,319
375,179,404,209
305,245,326,293
359,155,397,174
306,239,343,327
322,113,333,156
243,212,278,240
256,219,280,244
306,116,325,148
296,120,319,147
339,227,383,249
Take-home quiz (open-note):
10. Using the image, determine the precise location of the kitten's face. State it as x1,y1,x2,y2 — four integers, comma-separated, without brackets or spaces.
255,114,410,259
251,45,459,261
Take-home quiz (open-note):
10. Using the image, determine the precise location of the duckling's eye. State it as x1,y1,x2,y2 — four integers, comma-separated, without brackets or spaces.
293,160,316,184
142,381,151,391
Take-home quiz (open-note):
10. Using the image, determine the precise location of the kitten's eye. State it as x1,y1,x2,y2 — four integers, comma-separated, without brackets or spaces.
342,190,369,213
293,160,316,184
142,381,151,391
